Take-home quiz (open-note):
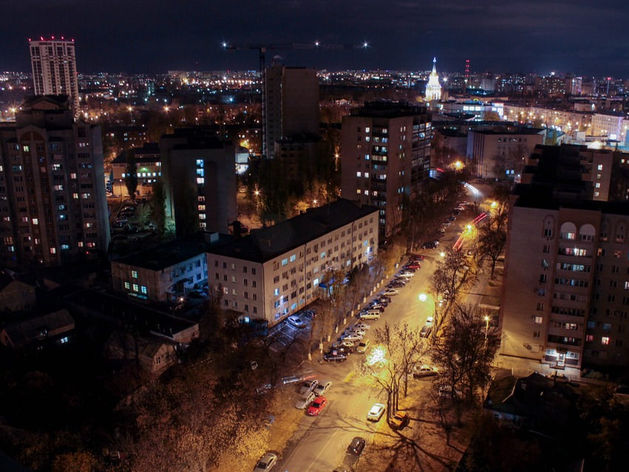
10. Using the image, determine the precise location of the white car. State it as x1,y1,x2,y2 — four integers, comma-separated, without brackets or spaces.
298,379,318,396
295,391,317,409
356,340,370,353
333,339,355,349
383,289,398,296
253,452,278,471
345,327,367,337
314,380,332,396
359,312,380,320
287,315,306,328
398,271,414,278
342,332,364,342
353,322,371,330
425,316,434,327
367,403,386,422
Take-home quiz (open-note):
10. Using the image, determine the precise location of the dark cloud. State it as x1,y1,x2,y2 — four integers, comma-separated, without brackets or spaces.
0,0,626,75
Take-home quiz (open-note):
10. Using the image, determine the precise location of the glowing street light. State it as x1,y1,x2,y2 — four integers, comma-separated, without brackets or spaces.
418,293,428,302
453,160,464,171
366,345,386,367
484,315,490,342
466,224,473,232
490,201,498,209
439,251,446,258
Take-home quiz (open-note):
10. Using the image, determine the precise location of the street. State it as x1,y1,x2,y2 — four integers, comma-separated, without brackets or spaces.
276,222,466,471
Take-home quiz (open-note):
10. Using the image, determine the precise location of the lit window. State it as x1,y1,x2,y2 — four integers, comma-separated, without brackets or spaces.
274,288,280,296
132,283,139,292
282,258,288,266
601,336,610,345
313,278,320,286
73,193,79,199
356,189,361,194
320,251,326,259
50,247,56,254
365,127,370,133
364,172,369,178
196,159,204,166
597,164,603,171
534,316,543,324
356,172,362,177
197,177,205,184
365,154,370,160
131,270,138,278
124,282,130,290
290,254,296,262
141,285,147,294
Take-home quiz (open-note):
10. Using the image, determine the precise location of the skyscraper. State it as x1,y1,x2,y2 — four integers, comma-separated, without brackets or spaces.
28,37,80,115
0,96,110,267
264,64,319,158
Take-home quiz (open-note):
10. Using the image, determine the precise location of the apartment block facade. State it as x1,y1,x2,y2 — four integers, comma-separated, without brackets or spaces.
340,102,432,238
29,37,80,115
207,199,378,326
501,145,629,369
0,96,109,267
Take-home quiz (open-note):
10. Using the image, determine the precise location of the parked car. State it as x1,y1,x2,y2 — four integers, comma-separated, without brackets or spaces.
314,381,332,396
298,379,318,396
438,384,462,399
255,383,273,395
367,403,386,422
421,241,439,249
383,289,399,296
413,364,439,379
253,452,278,472
287,315,306,329
420,325,433,338
295,391,317,409
425,316,434,326
408,253,425,261
306,396,328,416
355,340,370,354
347,437,366,456
323,351,348,362
390,412,410,430
333,339,355,349
342,332,364,342
353,321,371,330
359,311,380,320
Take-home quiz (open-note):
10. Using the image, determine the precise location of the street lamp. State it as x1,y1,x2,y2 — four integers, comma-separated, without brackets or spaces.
418,293,427,302
484,315,490,342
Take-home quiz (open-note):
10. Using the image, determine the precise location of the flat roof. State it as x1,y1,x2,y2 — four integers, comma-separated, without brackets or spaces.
112,237,209,270
208,199,378,263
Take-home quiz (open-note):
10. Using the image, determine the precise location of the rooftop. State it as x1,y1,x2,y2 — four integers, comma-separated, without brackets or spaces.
208,199,378,262
351,100,428,119
112,236,209,270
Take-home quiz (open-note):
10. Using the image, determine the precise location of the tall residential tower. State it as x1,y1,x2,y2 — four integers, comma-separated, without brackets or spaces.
28,37,80,115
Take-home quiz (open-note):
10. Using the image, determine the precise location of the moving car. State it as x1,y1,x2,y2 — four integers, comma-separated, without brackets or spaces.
347,437,366,456
390,412,410,430
253,452,278,472
295,391,316,409
367,403,386,422
287,315,306,328
298,379,318,396
306,396,328,416
413,364,439,379
355,340,370,354
314,380,332,396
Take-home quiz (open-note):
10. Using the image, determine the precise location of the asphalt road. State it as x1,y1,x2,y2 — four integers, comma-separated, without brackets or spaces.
276,221,467,472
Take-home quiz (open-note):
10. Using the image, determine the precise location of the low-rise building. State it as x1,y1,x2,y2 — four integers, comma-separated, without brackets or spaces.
0,271,36,312
0,309,74,349
105,331,178,374
110,142,161,197
207,199,378,326
111,237,208,303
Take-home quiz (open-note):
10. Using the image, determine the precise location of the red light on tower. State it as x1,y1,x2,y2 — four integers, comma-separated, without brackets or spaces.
51,35,55,39
40,36,44,41
465,59,471,82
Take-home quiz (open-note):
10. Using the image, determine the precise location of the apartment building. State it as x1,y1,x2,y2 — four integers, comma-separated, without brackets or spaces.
0,95,110,267
160,128,236,236
340,101,432,238
207,199,378,326
111,237,209,303
501,145,629,369
29,37,80,115
466,127,546,180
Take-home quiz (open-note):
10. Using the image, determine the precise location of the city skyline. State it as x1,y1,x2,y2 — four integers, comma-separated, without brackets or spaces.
0,0,627,75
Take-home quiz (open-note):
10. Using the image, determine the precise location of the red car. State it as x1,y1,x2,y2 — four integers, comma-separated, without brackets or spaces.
406,263,421,270
409,253,425,261
306,396,328,416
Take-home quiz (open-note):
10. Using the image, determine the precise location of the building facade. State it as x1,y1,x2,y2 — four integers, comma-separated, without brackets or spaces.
264,64,319,158
111,142,161,198
0,96,110,267
425,57,442,102
29,37,79,115
340,102,432,238
501,145,629,370
111,238,208,303
466,127,546,180
207,199,378,326
160,128,236,236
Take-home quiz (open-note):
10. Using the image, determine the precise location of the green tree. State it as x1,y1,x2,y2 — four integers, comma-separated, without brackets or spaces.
149,180,167,237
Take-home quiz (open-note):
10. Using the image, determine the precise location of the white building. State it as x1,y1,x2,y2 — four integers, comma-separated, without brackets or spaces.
207,199,379,326
425,57,442,102
28,37,80,115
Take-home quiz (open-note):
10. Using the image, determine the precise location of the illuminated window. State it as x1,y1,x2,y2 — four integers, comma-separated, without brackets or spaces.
289,254,296,262
356,172,362,177
601,336,610,345
196,177,205,184
274,288,279,296
132,283,139,292
281,258,288,266
597,164,603,171
131,270,138,278
140,285,147,294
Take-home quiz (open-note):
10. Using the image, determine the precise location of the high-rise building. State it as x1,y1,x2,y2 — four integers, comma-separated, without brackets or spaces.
340,101,432,238
264,64,319,158
160,128,236,237
0,96,110,267
28,37,79,115
501,144,629,370
425,57,442,102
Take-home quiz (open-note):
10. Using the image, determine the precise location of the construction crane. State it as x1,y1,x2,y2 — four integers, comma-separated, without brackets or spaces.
222,40,369,156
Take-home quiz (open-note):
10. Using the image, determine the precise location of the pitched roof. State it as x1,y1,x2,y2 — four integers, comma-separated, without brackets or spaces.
208,199,378,262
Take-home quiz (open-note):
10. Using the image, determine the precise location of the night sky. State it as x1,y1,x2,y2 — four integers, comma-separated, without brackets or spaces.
1,0,627,75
